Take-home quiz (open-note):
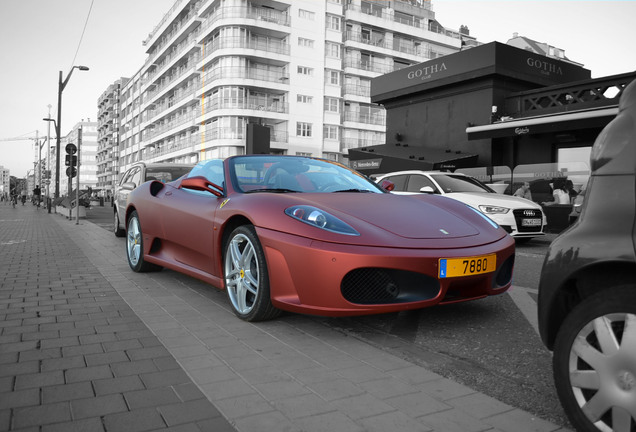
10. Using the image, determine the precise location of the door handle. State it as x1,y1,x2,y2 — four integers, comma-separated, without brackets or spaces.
165,191,172,196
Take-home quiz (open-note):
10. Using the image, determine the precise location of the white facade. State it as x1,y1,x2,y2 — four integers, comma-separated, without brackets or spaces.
118,0,471,172
0,166,9,198
65,121,99,194
97,79,128,197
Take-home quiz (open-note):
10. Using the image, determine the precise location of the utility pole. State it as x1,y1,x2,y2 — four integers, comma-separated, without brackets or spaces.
76,126,81,225
46,105,52,212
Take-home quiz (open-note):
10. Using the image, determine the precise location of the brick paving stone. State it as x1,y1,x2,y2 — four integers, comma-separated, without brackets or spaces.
159,398,233,427
0,388,39,410
41,417,105,432
65,364,113,383
42,381,95,404
12,402,72,429
69,393,128,419
124,387,182,410
14,370,65,390
103,407,168,431
93,375,145,396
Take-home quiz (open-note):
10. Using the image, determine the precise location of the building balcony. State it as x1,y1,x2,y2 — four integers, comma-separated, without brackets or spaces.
200,97,289,117
343,57,393,75
343,111,386,126
202,66,289,86
199,4,291,37
202,35,290,61
345,31,392,51
343,83,371,98
342,137,384,151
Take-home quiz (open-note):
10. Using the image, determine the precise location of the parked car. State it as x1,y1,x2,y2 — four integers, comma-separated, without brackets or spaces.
538,79,636,431
375,170,546,241
114,162,193,237
124,155,515,321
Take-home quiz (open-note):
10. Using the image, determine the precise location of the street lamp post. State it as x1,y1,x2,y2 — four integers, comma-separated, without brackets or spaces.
52,65,89,199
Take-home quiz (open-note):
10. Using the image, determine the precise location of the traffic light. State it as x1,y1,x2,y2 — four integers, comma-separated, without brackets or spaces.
65,143,77,178
65,155,78,166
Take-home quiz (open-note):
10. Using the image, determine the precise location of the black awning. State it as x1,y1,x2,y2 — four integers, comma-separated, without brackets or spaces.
466,106,618,140
348,144,478,175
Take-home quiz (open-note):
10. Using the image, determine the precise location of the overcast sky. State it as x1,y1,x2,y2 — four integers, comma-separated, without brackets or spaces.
1,0,635,178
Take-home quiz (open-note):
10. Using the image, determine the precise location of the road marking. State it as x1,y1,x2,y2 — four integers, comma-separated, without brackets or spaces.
515,251,545,259
507,285,539,336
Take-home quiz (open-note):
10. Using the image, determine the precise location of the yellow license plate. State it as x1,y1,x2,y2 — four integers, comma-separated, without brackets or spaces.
439,254,496,278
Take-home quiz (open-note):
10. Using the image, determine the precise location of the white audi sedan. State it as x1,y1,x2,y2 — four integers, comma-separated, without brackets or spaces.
376,170,546,241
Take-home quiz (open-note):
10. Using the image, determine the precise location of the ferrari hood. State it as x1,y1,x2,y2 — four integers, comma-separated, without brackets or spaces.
306,193,482,239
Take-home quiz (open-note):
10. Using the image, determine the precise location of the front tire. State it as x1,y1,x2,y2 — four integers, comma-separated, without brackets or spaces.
126,210,161,272
114,209,125,237
224,225,280,321
553,285,636,432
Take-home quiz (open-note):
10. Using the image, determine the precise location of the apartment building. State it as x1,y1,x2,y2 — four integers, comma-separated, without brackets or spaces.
65,121,99,194
0,165,9,198
118,0,473,173
97,78,128,198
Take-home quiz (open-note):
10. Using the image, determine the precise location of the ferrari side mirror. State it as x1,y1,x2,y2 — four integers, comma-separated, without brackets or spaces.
180,176,223,197
380,180,395,192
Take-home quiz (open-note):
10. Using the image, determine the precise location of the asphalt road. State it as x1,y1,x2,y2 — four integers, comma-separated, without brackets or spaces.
85,205,569,428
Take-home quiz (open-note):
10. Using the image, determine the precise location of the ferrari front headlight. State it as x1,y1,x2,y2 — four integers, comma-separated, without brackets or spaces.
285,205,359,235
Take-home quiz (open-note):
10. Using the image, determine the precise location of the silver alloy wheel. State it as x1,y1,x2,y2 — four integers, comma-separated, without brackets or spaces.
569,312,636,431
225,233,259,315
127,215,142,267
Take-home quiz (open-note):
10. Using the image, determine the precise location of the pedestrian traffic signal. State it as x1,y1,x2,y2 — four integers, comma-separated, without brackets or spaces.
65,155,78,166
65,143,77,155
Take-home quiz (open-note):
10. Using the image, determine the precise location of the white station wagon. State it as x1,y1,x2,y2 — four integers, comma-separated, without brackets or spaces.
376,170,546,241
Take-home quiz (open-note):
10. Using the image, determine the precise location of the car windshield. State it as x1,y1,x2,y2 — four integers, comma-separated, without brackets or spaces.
229,156,385,194
146,166,192,182
432,174,494,193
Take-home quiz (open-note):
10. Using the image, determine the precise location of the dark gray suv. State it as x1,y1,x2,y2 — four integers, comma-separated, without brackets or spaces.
113,162,193,237
538,79,636,431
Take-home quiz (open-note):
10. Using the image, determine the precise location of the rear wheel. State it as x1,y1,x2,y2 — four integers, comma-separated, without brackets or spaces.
126,210,161,272
224,225,280,321
114,209,125,237
553,285,636,432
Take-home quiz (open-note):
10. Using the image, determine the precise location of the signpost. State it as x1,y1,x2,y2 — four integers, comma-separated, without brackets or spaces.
65,143,77,220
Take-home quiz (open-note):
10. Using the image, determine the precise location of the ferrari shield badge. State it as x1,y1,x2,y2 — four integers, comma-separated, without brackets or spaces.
220,198,230,209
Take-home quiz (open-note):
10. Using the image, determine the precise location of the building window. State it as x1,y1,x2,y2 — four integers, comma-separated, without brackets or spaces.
325,97,340,113
296,122,312,137
326,70,340,85
297,66,314,76
325,42,340,58
324,125,339,140
299,9,315,20
298,37,314,48
296,151,312,156
326,15,341,31
297,94,313,104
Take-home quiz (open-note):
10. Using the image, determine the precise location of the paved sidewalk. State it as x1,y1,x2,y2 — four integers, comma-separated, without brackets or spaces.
1,204,571,432
0,204,233,431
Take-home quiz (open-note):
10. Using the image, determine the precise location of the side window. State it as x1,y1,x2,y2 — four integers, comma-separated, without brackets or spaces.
129,168,142,188
384,174,408,191
407,175,437,193
119,170,131,186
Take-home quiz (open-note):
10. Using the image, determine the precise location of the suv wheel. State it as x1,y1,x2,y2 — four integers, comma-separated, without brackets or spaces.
114,209,125,237
553,285,636,431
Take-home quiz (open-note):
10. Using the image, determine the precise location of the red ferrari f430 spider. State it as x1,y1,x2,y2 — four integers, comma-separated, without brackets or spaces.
125,155,515,321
